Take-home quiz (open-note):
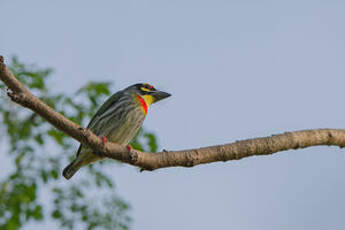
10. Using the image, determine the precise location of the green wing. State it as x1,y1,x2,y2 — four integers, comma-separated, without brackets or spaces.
87,90,124,130
76,90,124,157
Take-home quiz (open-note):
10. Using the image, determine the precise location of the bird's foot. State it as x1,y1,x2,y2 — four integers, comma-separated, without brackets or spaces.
163,149,169,153
100,136,108,144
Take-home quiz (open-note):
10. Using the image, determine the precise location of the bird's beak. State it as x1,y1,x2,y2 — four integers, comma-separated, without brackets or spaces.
152,90,171,102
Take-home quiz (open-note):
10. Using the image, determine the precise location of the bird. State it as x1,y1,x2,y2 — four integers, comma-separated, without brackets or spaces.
62,83,171,179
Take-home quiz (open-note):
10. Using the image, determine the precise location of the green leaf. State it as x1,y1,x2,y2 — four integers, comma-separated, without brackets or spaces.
47,129,65,145
52,210,62,219
34,134,44,145
32,205,43,220
144,133,158,152
50,169,58,179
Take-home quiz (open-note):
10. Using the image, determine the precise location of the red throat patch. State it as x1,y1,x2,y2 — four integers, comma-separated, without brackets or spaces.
136,94,148,115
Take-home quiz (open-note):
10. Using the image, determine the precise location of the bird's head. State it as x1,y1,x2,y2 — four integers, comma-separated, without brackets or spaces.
125,83,171,114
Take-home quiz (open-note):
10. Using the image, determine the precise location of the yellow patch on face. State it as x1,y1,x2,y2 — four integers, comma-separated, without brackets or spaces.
140,87,151,92
141,95,155,106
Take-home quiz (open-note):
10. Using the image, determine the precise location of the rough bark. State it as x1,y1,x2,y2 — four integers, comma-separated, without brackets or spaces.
1,55,344,171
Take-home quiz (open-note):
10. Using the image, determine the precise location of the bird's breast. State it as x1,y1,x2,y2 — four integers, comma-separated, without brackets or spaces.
107,106,145,145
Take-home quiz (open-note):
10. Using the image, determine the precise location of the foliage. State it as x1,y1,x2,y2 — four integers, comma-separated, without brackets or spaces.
0,57,158,230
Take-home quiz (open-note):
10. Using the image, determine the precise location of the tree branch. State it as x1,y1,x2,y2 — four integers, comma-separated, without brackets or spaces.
1,55,345,172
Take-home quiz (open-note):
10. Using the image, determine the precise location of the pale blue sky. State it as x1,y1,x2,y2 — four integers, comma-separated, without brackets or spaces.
1,0,345,229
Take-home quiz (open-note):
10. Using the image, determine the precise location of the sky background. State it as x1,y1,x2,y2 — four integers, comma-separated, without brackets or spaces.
1,0,345,229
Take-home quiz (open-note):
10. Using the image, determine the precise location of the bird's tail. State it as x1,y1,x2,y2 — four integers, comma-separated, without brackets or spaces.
62,160,80,180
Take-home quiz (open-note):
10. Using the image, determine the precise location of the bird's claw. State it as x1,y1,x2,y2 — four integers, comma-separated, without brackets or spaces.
101,136,107,144
163,149,169,153
127,144,132,152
